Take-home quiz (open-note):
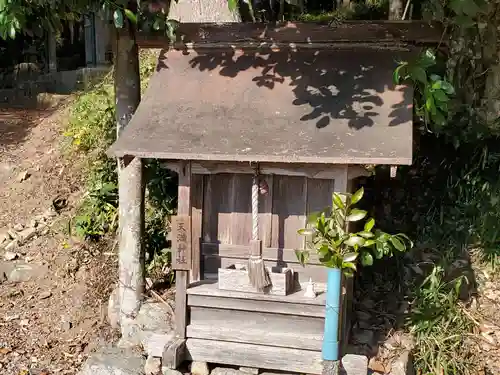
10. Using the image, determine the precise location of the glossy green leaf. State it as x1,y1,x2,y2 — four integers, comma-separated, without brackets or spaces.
342,262,357,271
113,9,124,28
358,231,374,238
421,49,437,67
433,89,449,103
390,236,406,251
395,233,414,248
425,95,436,115
364,218,375,231
393,62,407,85
363,239,375,248
360,251,373,266
124,8,137,24
351,187,364,205
441,81,455,95
9,24,16,39
332,193,345,210
294,250,309,266
346,209,367,222
344,236,365,247
411,66,427,84
298,228,315,236
343,252,357,262
373,244,383,259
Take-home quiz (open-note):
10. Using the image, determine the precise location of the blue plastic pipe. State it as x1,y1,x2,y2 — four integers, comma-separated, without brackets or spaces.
322,268,342,361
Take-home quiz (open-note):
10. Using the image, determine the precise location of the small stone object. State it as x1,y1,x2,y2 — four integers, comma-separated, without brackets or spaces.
39,291,52,300
303,277,316,298
4,251,18,261
8,264,45,283
144,356,161,375
17,170,30,182
4,241,17,252
18,227,36,244
61,316,72,331
13,223,24,232
0,230,9,245
190,361,210,375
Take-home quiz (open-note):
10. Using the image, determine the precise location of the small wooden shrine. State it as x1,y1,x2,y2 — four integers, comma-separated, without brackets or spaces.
109,22,440,374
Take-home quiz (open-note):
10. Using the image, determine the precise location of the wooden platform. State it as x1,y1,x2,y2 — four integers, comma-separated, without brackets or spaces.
186,281,332,374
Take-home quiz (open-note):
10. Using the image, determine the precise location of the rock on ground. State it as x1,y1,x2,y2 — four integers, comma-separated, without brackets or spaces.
145,355,162,375
190,361,210,375
79,346,145,375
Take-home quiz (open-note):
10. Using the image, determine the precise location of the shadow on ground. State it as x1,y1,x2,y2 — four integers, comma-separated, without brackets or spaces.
0,94,69,151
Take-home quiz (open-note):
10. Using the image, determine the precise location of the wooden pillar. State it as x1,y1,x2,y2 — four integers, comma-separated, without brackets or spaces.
118,156,145,331
163,161,191,369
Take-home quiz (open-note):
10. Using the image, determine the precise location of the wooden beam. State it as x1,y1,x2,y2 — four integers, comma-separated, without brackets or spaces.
185,338,323,374
162,161,357,180
187,323,323,351
136,21,444,49
187,294,326,317
201,243,322,265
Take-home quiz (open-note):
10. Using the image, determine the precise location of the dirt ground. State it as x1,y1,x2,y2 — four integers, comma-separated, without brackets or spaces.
0,99,119,375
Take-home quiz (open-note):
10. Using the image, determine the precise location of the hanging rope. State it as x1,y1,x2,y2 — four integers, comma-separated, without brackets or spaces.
252,171,259,241
247,163,271,290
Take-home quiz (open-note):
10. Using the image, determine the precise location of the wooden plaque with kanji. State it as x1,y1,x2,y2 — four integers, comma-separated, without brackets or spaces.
172,215,192,270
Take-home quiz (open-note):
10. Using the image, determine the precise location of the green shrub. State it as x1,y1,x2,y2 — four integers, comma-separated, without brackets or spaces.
65,50,177,281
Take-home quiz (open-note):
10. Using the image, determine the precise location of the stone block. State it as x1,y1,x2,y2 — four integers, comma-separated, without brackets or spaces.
190,361,209,375
78,346,145,375
341,354,368,375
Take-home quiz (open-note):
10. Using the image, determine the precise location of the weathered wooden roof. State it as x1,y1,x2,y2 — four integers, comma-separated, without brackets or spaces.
110,33,416,164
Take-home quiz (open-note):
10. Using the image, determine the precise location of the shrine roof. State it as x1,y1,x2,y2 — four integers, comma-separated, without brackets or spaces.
109,30,418,165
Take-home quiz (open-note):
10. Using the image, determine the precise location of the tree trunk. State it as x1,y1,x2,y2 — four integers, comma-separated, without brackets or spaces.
388,0,403,20
114,2,143,335
118,156,145,331
168,0,241,22
115,27,140,137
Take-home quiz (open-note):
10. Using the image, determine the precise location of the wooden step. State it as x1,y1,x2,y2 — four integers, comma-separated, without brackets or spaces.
185,338,323,375
187,281,327,317
187,323,323,351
